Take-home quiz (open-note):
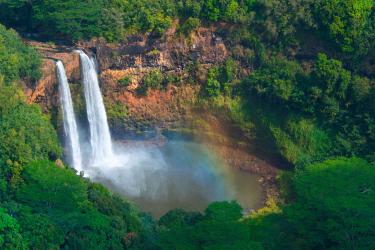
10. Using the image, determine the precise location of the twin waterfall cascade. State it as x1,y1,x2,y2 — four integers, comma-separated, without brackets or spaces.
78,50,115,166
58,51,116,173
56,61,83,172
56,51,258,216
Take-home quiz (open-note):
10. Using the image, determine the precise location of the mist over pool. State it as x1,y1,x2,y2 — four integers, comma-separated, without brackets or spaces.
83,139,262,217
58,51,262,217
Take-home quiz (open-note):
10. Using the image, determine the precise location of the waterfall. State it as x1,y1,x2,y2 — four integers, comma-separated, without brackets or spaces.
56,61,83,172
77,50,115,165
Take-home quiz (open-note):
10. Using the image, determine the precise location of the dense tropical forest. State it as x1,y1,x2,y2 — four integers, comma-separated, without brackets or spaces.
0,0,374,249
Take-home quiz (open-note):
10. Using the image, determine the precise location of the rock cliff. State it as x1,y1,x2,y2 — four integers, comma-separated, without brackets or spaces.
24,41,81,113
24,26,279,200
25,26,232,136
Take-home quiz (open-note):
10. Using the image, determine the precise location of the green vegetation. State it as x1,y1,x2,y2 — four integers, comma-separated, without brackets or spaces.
137,69,165,96
158,201,263,249
204,58,238,97
0,26,153,249
236,53,374,164
178,17,201,36
0,81,152,249
0,0,375,249
0,24,41,83
315,0,373,55
0,80,61,191
159,158,375,249
105,99,129,127
1,0,373,63
118,76,132,87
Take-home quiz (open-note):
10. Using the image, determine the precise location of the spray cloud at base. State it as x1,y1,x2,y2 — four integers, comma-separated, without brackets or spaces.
58,51,261,217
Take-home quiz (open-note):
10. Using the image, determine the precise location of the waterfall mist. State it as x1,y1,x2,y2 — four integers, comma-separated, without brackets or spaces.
62,50,261,217
56,61,83,172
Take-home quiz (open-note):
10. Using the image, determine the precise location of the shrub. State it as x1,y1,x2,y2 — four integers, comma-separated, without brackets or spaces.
137,69,164,96
0,24,41,83
286,157,375,249
205,66,221,97
179,17,201,35
0,81,61,182
314,0,373,55
118,76,132,87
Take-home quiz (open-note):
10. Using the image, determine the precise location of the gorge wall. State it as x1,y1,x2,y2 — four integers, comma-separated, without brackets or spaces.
26,25,231,137
25,41,81,113
24,25,279,200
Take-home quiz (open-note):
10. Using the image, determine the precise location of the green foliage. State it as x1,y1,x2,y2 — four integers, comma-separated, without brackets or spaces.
202,0,245,23
14,209,64,250
313,53,351,100
0,24,41,83
15,161,87,213
314,0,373,55
98,4,126,42
241,53,374,163
205,66,222,97
243,56,303,104
157,201,263,250
0,208,26,249
143,11,173,36
0,0,373,63
252,0,315,45
118,76,132,87
178,17,201,35
0,0,33,31
178,0,202,18
32,0,103,41
270,118,332,165
0,82,61,186
0,160,154,250
0,0,253,41
205,58,239,97
159,209,202,229
145,69,164,88
243,157,375,249
248,0,373,61
137,69,165,96
286,158,375,249
105,100,128,125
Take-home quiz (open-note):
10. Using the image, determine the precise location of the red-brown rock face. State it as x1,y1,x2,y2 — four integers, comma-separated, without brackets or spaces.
24,41,81,113
74,26,229,133
27,25,229,117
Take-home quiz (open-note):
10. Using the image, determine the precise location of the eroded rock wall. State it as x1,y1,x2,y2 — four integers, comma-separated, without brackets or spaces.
76,26,230,136
24,41,81,113
25,26,280,201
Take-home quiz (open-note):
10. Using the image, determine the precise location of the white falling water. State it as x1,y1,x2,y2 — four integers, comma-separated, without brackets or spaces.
77,50,115,165
56,61,83,172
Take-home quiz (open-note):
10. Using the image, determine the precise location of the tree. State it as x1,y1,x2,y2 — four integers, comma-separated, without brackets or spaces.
313,53,351,100
286,157,375,249
205,66,221,97
31,0,104,40
12,160,150,249
0,208,26,250
244,157,375,249
0,24,41,83
158,201,262,249
253,0,315,45
314,0,373,55
0,82,61,187
243,56,302,104
0,0,32,30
